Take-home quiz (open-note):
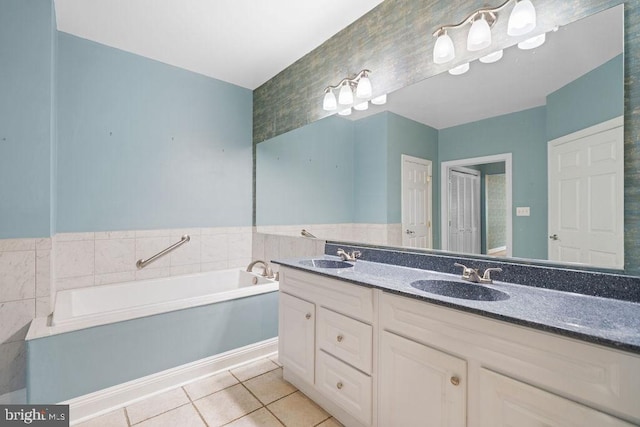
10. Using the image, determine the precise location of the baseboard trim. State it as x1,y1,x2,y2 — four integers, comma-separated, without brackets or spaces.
65,338,278,425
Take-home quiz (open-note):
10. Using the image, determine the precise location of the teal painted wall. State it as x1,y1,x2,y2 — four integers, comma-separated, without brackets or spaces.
56,34,253,232
354,113,388,223
0,0,56,238
439,107,548,260
547,54,624,140
256,116,354,225
27,292,278,403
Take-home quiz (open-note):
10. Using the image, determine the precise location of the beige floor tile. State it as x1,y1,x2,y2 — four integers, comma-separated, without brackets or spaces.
267,391,329,427
136,404,205,427
231,358,279,381
316,417,344,427
126,387,190,424
269,354,282,367
243,368,297,405
226,408,284,427
194,383,262,426
183,370,239,400
75,409,128,427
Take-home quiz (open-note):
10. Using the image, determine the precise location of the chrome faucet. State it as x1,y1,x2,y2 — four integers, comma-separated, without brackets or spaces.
246,260,275,279
454,263,502,284
337,248,361,261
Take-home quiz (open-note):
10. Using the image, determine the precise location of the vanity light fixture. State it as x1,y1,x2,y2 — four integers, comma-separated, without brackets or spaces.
479,49,504,63
448,62,470,76
371,94,387,105
518,32,545,49
322,69,372,111
432,0,537,65
338,108,352,116
354,101,369,111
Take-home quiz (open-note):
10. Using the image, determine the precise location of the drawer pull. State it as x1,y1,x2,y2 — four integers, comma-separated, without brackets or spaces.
337,335,344,343
450,376,460,386
336,382,343,390
305,313,311,320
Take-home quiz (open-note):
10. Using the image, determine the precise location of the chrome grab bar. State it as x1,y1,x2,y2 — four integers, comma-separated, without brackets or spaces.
301,229,317,238
136,235,190,269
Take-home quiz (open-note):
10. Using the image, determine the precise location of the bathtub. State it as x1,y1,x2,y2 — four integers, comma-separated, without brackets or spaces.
52,268,278,331
27,269,279,405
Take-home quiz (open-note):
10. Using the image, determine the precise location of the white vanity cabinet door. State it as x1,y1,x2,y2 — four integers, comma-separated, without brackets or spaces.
379,331,466,427
478,368,635,427
279,292,315,384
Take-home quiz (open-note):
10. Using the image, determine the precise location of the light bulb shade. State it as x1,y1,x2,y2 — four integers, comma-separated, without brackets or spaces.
448,62,470,76
433,32,455,64
467,17,491,51
356,76,372,98
354,101,369,111
338,83,354,105
518,32,545,50
338,108,352,116
479,49,503,64
323,91,337,111
371,94,387,105
508,0,536,36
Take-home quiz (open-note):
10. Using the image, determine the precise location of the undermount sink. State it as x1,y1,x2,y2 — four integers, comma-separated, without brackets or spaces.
410,280,510,301
299,259,354,269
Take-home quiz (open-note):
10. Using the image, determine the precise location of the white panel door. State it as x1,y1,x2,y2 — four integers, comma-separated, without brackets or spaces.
279,292,315,384
449,168,480,254
479,368,635,426
548,124,624,268
379,331,466,427
402,155,432,248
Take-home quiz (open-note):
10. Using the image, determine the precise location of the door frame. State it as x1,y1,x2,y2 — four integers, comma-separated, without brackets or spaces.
401,154,433,248
440,153,513,256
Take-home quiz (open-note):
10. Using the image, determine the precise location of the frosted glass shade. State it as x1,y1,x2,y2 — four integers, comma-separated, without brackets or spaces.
354,101,369,111
518,33,545,50
338,108,352,116
356,76,372,98
479,49,503,63
433,32,455,64
448,62,470,76
323,91,337,111
508,0,536,36
371,94,387,105
467,17,491,51
338,83,353,105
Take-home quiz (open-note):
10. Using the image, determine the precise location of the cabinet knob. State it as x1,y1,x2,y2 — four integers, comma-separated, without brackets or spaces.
450,376,460,386
336,335,344,342
336,382,343,390
305,313,311,320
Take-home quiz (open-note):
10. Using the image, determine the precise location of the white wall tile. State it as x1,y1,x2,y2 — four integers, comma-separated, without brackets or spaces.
251,232,265,262
135,267,170,281
135,229,172,238
56,240,94,278
228,258,252,269
170,264,201,276
0,341,25,393
95,271,136,286
0,251,35,302
170,234,201,266
94,230,136,240
0,300,34,343
136,237,172,269
56,275,94,292
201,261,228,272
35,238,52,251
95,239,135,274
35,250,50,298
228,232,252,258
201,234,228,263
55,232,95,242
0,239,35,252
35,297,51,317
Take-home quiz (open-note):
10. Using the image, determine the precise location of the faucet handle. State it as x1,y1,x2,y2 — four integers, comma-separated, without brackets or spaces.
352,250,361,259
454,263,473,279
480,267,502,283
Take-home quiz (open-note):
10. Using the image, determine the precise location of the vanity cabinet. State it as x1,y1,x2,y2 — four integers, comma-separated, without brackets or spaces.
278,268,375,427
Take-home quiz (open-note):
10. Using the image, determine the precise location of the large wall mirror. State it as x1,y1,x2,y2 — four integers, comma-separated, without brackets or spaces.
256,5,624,270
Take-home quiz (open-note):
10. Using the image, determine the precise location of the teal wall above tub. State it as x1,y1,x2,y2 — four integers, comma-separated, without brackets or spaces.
56,34,253,232
0,0,56,238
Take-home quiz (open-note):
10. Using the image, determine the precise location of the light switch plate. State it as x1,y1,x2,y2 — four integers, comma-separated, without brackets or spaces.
516,207,530,216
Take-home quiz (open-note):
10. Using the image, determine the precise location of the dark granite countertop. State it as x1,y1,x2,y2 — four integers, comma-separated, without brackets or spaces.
274,255,640,355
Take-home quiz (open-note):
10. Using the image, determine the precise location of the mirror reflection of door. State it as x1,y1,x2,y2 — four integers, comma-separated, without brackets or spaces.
448,167,481,254
401,155,432,249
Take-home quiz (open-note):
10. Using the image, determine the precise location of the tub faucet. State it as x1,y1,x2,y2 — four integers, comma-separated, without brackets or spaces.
246,260,274,279
337,248,361,261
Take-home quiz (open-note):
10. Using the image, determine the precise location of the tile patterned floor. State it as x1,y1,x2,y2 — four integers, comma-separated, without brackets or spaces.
76,355,343,427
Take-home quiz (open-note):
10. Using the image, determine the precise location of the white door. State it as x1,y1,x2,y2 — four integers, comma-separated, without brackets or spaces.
279,292,315,384
402,155,432,248
448,167,481,254
379,331,467,427
548,121,624,269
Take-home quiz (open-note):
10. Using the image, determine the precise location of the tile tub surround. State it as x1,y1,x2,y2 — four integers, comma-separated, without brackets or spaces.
76,355,342,427
275,252,640,354
256,223,402,247
0,238,51,398
54,227,253,293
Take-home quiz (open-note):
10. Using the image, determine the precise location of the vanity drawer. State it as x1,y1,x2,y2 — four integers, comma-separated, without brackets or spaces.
280,267,373,322
317,307,373,374
316,350,372,425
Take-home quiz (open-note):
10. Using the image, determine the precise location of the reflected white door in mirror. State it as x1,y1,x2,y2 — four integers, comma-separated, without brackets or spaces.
548,116,624,269
401,155,432,249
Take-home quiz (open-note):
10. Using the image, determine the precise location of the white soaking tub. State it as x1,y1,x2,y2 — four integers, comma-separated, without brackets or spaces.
52,269,279,331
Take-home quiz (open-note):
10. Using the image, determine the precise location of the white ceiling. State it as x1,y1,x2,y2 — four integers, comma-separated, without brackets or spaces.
54,0,385,89
347,5,623,129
